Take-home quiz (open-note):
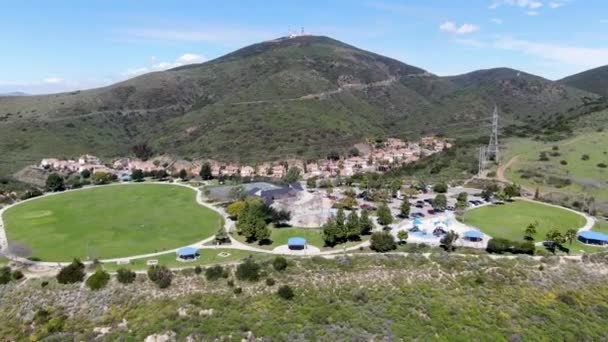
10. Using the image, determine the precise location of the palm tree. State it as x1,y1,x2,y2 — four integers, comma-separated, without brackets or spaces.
564,229,578,245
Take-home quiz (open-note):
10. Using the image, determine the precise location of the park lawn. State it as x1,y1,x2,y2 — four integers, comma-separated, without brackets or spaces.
463,200,586,242
0,257,8,266
233,226,369,251
2,184,223,261
100,248,268,272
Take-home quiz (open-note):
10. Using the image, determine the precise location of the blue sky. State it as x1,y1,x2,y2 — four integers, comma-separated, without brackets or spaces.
1,0,607,94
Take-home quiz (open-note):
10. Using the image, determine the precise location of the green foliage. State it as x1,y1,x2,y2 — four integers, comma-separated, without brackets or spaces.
503,183,521,200
236,201,271,242
486,238,535,255
345,211,361,241
132,143,153,160
277,285,295,300
11,269,24,280
91,172,117,185
433,194,447,210
0,266,12,285
80,169,91,179
45,173,65,192
116,268,136,284
439,230,459,252
205,265,225,281
214,227,230,244
397,230,409,243
272,256,288,272
370,231,396,252
376,203,393,226
147,265,173,288
86,269,110,290
194,266,202,274
226,200,246,218
178,169,188,180
199,163,213,180
306,177,317,189
359,210,373,235
433,182,448,193
400,200,410,218
236,258,261,282
56,259,85,284
283,167,301,184
131,169,144,182
266,277,276,286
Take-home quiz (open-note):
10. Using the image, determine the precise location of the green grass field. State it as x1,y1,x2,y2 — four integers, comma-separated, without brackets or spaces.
463,201,585,241
100,248,267,272
2,184,223,261
232,226,368,250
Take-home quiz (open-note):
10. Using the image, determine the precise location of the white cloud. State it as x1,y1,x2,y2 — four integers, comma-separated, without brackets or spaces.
43,77,64,84
489,0,543,10
490,18,504,24
122,53,206,78
493,36,608,69
526,10,540,15
439,21,480,35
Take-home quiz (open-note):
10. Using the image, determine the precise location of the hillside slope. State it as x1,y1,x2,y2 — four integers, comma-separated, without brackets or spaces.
559,65,608,97
0,36,599,176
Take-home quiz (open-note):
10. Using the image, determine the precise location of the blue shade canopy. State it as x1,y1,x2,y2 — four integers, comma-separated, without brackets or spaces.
464,230,484,239
578,230,608,242
177,247,198,256
288,237,307,246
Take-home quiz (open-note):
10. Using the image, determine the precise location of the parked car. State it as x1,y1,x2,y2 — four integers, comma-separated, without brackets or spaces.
427,209,435,215
415,203,424,208
446,206,455,211
423,199,433,204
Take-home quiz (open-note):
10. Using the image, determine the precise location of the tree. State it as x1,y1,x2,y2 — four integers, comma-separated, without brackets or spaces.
277,285,295,300
545,229,566,253
199,162,213,180
432,194,447,211
214,227,230,244
440,230,459,252
80,169,91,179
57,259,85,284
91,172,117,185
86,269,110,290
524,221,538,241
564,229,578,245
226,200,246,219
370,231,396,252
359,210,373,235
322,218,340,247
345,211,360,241
283,167,301,184
272,256,288,271
456,192,468,210
178,169,188,180
335,208,347,241
236,258,261,282
116,268,136,284
205,265,225,281
46,173,65,192
348,147,360,157
132,143,153,160
399,200,410,218
433,182,448,193
397,230,408,243
503,183,521,200
131,169,144,182
481,184,500,202
377,203,393,226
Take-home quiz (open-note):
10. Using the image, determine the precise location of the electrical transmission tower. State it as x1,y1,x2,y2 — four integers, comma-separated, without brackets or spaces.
486,106,500,163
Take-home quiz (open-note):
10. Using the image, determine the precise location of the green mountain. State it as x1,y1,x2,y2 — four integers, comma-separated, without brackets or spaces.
0,36,600,176
559,65,608,97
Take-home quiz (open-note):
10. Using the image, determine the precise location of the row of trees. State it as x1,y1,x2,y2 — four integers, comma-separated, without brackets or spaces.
322,209,373,246
232,198,291,243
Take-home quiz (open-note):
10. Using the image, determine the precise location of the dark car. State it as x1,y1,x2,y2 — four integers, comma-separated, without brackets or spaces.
446,206,455,211
415,203,424,208
427,209,435,215
423,199,433,204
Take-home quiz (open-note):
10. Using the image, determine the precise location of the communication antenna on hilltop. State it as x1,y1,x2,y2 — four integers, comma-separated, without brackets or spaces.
487,105,500,163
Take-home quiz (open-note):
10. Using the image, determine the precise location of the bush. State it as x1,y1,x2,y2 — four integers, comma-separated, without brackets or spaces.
370,232,397,253
56,259,85,284
41,281,49,288
86,270,110,290
0,266,12,285
560,160,568,165
598,163,607,168
233,287,243,295
11,270,24,280
116,268,136,284
236,258,261,282
486,238,535,255
582,154,590,161
205,265,225,281
277,285,295,300
194,266,202,275
433,182,448,193
266,278,276,286
147,265,173,289
272,256,288,272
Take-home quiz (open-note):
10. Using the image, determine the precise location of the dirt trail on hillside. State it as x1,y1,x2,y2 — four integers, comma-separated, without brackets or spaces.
496,155,535,196
229,76,397,105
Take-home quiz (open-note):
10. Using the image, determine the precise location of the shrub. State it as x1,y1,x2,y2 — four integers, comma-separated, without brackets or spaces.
370,232,397,253
272,256,288,272
582,154,590,161
11,270,24,280
560,160,568,165
57,259,85,284
86,270,110,290
277,285,295,300
233,287,243,295
0,266,12,285
486,238,535,255
266,278,276,286
147,265,173,289
41,281,49,288
227,279,235,287
194,266,202,275
116,268,136,284
236,258,261,282
205,265,225,281
598,163,607,168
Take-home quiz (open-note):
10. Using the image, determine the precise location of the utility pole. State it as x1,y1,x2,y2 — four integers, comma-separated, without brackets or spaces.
478,146,486,177
487,106,500,163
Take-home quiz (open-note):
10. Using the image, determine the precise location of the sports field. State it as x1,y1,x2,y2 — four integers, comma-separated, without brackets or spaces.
463,200,586,241
2,184,223,261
